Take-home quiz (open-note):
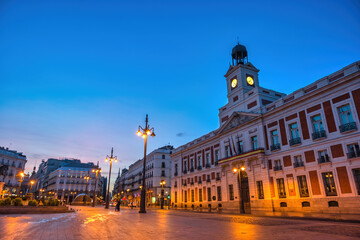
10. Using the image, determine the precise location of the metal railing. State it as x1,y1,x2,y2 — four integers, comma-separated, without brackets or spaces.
339,122,357,133
274,165,283,171
289,137,301,146
347,150,360,159
318,155,330,164
197,166,202,170
312,130,326,140
270,143,281,151
293,161,304,168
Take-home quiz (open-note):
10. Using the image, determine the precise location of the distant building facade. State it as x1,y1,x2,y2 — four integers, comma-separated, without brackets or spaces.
113,145,173,206
0,147,27,195
171,44,360,214
33,158,102,202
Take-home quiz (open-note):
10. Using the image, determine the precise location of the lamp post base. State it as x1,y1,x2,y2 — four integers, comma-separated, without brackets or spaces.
139,210,147,213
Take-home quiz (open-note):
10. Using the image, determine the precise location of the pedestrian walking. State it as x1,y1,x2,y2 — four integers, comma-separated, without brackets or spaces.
115,201,120,211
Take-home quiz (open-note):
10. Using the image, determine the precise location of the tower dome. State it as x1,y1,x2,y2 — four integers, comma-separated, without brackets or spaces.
231,43,248,65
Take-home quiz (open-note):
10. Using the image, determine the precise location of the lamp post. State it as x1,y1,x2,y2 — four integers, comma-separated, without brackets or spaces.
39,189,44,201
160,180,166,209
233,166,246,214
18,172,24,196
92,168,101,207
29,180,35,199
84,176,90,206
136,114,156,214
105,148,118,209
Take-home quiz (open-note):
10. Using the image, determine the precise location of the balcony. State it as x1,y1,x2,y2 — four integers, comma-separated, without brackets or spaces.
347,150,360,159
293,161,304,168
190,181,194,186
183,169,187,174
206,178,211,183
312,130,326,140
318,155,330,164
197,166,202,170
205,163,211,168
339,122,357,133
289,137,301,146
270,143,281,151
198,179,202,184
274,165,283,171
216,176,221,181
190,167,194,172
183,182,187,187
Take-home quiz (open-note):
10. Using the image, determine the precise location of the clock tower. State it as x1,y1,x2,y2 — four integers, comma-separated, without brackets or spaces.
218,43,286,126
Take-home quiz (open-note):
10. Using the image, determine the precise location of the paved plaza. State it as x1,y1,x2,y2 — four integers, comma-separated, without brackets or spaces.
1,206,360,240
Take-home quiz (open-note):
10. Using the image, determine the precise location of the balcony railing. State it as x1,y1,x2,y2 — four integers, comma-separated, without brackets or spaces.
312,130,326,140
289,137,301,146
274,165,283,171
206,178,211,183
197,166,202,170
183,182,187,186
190,181,194,185
198,179,202,184
339,122,357,133
270,143,281,151
318,155,330,164
216,176,221,181
190,167,194,172
183,169,187,174
205,163,211,168
294,161,304,168
347,150,360,159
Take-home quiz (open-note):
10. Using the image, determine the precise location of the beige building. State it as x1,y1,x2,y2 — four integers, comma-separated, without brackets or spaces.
171,44,360,214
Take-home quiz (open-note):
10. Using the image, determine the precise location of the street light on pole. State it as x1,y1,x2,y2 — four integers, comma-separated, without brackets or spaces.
105,148,118,209
137,114,155,214
92,168,101,207
160,180,166,209
84,176,90,206
233,166,246,214
18,172,24,196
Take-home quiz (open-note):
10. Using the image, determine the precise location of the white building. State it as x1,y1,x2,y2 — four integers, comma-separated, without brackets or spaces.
34,158,102,203
0,146,27,195
114,145,173,206
171,44,360,214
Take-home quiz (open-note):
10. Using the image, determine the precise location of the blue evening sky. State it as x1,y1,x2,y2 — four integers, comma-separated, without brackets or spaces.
0,0,359,186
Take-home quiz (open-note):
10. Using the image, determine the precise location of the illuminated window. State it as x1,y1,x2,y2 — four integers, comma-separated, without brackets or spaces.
199,189,203,202
322,172,337,196
297,175,309,197
276,178,286,198
217,186,222,201
207,188,211,201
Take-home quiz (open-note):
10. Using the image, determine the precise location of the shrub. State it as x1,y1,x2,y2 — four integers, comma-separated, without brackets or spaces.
50,199,60,206
42,200,49,206
1,197,12,206
28,200,38,207
14,198,23,206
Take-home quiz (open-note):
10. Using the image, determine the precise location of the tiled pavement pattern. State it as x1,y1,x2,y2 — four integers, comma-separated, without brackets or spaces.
0,206,359,240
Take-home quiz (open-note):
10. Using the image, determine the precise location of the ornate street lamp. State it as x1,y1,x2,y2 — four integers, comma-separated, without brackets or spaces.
18,172,24,196
136,114,155,214
160,180,166,209
233,166,246,214
92,168,101,207
84,175,90,206
105,148,118,209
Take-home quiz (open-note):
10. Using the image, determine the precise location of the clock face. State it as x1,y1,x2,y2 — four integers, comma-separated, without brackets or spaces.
246,76,254,86
231,78,237,88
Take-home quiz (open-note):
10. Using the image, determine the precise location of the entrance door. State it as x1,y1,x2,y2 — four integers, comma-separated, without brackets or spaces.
238,171,251,213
